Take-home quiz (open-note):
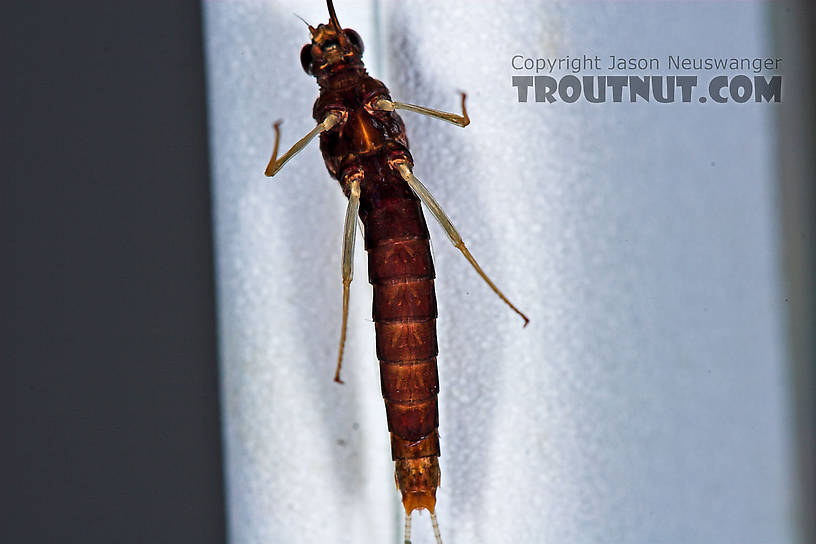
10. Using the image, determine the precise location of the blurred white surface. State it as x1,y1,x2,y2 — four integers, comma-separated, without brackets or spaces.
203,1,797,543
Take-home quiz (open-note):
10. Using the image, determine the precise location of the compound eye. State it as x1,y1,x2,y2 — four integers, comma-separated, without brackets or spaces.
343,29,363,54
300,44,314,74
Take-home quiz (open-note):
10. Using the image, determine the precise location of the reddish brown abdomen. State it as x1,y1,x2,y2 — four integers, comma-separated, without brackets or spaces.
364,189,441,514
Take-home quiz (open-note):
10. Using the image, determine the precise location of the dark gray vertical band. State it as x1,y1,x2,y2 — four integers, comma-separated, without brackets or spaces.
773,2,816,543
5,1,225,543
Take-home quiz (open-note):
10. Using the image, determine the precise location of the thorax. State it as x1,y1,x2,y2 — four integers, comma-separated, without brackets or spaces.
314,75,410,179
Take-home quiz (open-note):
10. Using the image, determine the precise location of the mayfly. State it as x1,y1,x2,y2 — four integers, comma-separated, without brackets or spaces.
264,2,528,542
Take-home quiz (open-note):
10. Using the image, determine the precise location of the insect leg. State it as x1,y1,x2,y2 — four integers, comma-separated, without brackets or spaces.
372,92,470,128
264,111,344,177
333,173,362,384
392,160,530,326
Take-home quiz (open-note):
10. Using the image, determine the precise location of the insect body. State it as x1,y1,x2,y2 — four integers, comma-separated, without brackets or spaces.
264,2,528,542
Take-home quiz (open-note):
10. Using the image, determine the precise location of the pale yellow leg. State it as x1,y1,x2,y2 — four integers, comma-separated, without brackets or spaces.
333,175,361,384
264,112,342,177
393,161,529,326
372,92,470,128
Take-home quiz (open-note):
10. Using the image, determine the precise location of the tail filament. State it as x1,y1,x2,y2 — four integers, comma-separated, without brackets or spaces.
403,510,444,544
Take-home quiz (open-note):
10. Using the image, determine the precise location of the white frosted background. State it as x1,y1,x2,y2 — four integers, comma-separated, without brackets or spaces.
203,1,798,543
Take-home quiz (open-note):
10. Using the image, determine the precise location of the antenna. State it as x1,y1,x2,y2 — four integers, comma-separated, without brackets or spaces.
326,0,341,29
293,13,316,36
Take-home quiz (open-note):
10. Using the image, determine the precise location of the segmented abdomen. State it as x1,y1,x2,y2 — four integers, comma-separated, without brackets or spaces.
364,191,442,514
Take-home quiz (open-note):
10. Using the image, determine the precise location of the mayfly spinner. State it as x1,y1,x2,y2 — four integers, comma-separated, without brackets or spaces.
264,2,529,542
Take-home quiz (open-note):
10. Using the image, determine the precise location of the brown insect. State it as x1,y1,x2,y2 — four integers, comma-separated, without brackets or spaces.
264,2,528,542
